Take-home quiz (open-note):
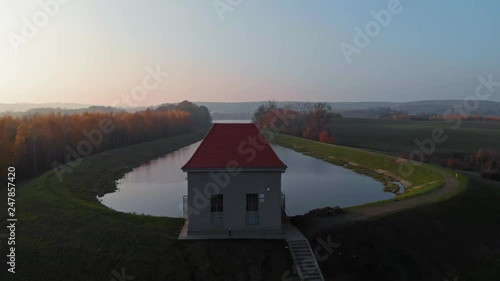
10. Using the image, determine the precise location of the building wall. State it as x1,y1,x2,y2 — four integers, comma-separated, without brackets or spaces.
187,170,282,235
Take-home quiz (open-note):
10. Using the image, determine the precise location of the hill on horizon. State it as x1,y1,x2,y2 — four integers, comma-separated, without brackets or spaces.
195,100,500,117
2,100,500,118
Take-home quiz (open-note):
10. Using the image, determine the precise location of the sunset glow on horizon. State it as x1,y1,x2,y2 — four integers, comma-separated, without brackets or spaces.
1,0,499,106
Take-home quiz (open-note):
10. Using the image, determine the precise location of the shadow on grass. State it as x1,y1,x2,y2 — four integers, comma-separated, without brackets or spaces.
297,179,500,281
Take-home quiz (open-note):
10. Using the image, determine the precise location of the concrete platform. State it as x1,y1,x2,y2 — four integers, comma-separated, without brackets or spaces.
177,220,325,280
177,220,285,240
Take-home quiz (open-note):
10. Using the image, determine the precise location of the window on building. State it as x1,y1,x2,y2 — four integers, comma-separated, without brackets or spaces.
211,194,223,226
246,194,259,225
246,194,258,211
211,194,223,212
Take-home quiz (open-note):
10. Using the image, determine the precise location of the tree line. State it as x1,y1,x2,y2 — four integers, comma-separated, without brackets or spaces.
439,148,500,180
0,101,211,181
382,112,500,121
252,101,341,143
253,101,499,181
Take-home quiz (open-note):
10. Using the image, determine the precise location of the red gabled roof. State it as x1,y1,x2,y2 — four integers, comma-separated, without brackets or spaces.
182,123,287,171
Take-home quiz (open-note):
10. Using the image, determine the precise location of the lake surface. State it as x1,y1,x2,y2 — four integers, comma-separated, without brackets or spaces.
212,119,251,123
99,142,201,217
100,139,394,216
272,145,393,215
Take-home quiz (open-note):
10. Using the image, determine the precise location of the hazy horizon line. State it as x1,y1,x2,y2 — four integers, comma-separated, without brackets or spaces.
2,98,500,108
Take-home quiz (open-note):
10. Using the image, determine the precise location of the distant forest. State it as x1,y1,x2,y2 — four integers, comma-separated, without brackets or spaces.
0,101,211,181
198,100,500,119
3,100,500,119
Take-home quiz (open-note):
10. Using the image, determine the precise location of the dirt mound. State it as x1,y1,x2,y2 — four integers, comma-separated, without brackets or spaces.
304,206,345,217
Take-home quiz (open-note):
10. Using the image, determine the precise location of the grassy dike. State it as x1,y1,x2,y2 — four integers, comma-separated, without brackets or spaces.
271,133,500,280
2,131,292,281
271,133,455,203
307,177,500,281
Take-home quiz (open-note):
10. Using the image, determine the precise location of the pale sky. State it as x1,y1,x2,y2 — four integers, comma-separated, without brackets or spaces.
1,0,499,106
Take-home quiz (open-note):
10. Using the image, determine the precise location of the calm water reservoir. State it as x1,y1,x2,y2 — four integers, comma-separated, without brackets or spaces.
99,141,394,216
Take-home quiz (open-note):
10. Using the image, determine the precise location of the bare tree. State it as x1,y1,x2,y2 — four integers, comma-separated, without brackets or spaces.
252,101,277,128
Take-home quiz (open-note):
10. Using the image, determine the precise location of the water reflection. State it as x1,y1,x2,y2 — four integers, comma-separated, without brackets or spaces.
272,145,393,215
99,142,200,217
100,140,394,217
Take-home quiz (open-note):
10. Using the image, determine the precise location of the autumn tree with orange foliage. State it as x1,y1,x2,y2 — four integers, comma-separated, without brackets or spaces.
0,101,211,181
302,127,315,140
319,130,336,143
253,101,340,143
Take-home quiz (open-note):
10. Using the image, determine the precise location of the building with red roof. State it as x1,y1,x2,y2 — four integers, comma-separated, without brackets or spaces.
181,123,286,238
182,123,287,171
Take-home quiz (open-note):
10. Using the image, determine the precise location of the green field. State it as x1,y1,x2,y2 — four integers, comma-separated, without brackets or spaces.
1,131,292,281
329,118,500,155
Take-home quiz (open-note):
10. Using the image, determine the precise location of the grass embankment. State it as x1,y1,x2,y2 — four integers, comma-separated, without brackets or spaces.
271,133,452,203
1,131,292,281
304,177,500,281
272,133,500,280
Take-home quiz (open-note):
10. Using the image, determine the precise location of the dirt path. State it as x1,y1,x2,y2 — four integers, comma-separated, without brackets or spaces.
355,169,460,219
294,169,461,237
